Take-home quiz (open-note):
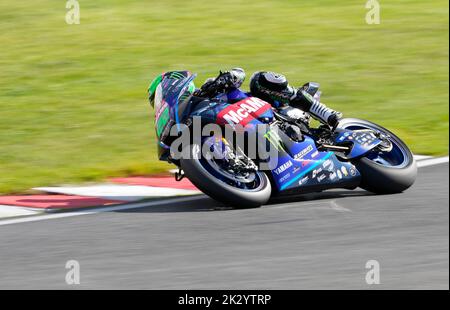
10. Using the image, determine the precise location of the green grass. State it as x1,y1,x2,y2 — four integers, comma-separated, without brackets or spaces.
0,0,448,194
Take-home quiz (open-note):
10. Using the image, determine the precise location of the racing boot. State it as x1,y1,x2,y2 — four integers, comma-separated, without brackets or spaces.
291,87,342,128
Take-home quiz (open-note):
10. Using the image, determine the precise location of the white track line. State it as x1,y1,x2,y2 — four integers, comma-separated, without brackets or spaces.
0,195,206,227
34,184,199,201
0,205,41,218
417,156,449,168
413,155,432,161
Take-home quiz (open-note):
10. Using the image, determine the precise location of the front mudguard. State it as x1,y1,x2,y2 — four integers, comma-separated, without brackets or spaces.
335,118,383,159
337,118,417,193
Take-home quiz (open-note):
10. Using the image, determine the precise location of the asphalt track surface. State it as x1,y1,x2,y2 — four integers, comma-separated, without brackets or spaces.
0,163,448,289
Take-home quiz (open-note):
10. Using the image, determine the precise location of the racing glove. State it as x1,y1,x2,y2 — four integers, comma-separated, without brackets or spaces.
196,68,246,98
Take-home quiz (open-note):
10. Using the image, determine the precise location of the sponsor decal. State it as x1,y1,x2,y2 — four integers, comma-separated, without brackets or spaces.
291,159,312,169
322,159,334,171
279,173,291,183
292,166,302,174
264,130,285,151
312,167,323,179
279,152,333,191
217,97,271,126
311,150,319,158
294,144,314,160
322,159,332,168
298,176,309,185
337,170,343,179
317,174,327,182
274,160,293,175
341,166,349,176
329,172,337,181
350,167,357,176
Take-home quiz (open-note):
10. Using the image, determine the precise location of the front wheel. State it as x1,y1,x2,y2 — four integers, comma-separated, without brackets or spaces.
338,118,417,194
180,141,271,208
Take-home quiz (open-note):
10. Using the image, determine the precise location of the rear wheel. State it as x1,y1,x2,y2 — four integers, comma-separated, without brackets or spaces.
180,141,271,208
338,118,417,194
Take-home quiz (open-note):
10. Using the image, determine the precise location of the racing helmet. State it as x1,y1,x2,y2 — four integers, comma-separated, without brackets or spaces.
249,71,295,106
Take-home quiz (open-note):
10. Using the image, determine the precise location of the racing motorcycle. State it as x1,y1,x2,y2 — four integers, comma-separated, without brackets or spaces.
150,71,417,207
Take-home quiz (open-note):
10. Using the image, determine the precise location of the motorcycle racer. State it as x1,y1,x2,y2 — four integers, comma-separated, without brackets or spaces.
195,68,342,128
148,68,343,128
147,69,417,208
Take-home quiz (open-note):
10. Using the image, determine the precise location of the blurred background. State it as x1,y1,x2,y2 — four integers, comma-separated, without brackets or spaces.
0,0,448,194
